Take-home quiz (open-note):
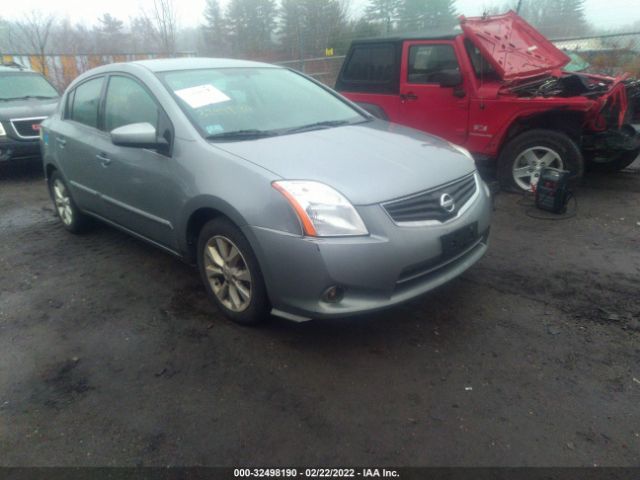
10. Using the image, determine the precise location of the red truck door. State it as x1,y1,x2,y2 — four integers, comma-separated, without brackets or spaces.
399,40,469,145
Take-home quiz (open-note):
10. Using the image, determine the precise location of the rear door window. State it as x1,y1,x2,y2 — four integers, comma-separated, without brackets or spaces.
343,44,396,83
70,77,104,128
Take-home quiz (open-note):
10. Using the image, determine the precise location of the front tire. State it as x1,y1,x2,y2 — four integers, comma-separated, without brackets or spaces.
48,171,91,233
497,129,584,193
197,218,270,325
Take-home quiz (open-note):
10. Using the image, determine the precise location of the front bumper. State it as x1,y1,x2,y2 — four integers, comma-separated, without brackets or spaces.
583,123,640,155
0,137,41,161
244,175,492,321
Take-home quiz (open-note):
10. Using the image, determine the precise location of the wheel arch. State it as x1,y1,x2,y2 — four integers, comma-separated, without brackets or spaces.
180,196,250,263
44,162,57,181
499,110,586,151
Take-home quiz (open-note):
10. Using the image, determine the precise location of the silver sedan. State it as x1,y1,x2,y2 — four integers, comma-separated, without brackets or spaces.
41,58,491,324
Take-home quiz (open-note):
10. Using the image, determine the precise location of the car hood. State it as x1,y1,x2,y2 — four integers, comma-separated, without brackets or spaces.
460,11,570,81
0,98,59,121
214,120,476,205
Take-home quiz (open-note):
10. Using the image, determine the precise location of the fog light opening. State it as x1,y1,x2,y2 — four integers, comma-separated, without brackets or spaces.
321,285,344,303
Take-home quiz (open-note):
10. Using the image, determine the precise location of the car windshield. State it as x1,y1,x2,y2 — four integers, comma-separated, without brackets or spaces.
0,72,59,100
159,67,367,140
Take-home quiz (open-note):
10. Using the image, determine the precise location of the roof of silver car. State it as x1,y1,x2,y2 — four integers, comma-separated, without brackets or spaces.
132,57,280,72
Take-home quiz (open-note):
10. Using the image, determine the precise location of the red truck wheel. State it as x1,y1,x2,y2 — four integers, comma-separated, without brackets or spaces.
497,129,584,193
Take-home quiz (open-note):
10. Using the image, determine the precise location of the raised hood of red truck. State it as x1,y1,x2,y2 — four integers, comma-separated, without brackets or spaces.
460,11,571,81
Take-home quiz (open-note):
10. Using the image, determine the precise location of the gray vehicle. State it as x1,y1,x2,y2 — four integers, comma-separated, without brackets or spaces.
0,63,59,162
40,58,492,324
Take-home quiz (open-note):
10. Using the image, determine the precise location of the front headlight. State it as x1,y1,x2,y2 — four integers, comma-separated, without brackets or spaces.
0,122,6,137
273,180,368,237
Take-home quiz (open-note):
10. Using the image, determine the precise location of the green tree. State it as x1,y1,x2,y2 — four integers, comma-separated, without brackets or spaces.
279,0,305,59
349,17,385,39
226,0,277,56
129,16,158,53
96,13,125,53
365,0,401,35
279,0,349,59
203,0,227,55
398,0,457,33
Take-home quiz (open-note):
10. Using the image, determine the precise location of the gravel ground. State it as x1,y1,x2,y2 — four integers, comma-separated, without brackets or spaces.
0,158,639,467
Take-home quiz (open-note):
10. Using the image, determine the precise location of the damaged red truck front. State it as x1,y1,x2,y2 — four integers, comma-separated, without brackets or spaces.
335,11,640,192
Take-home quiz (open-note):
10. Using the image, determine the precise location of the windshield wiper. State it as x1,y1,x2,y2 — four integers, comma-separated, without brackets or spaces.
284,119,366,134
206,129,280,141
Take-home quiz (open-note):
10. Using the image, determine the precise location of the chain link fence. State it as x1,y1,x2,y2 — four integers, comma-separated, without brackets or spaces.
4,32,639,91
275,55,346,86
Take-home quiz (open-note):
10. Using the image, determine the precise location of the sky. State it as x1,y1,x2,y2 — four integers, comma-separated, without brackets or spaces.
2,0,640,31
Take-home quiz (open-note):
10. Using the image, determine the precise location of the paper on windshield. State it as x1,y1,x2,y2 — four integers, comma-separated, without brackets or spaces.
175,84,231,109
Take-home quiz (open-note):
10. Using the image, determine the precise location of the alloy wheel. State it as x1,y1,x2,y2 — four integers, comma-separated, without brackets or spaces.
53,179,73,226
204,235,252,312
512,146,564,191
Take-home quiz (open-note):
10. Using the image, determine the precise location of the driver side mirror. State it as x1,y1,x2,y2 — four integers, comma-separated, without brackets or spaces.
437,70,463,88
111,122,168,151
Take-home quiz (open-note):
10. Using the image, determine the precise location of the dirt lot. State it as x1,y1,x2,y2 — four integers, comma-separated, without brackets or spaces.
0,159,639,467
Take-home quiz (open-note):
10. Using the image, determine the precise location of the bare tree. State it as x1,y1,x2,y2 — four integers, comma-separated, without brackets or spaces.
14,11,56,71
146,0,178,54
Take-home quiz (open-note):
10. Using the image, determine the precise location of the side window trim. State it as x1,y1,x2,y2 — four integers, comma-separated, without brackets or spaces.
96,76,109,131
64,89,75,120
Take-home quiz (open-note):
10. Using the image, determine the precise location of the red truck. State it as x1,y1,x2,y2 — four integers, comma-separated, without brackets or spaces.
335,11,640,192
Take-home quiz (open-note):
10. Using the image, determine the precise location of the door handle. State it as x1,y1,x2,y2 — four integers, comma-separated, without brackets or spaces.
96,153,111,167
56,137,66,148
400,92,419,102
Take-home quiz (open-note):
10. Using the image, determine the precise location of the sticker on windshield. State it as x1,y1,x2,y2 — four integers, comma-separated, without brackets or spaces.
175,84,231,109
205,124,224,135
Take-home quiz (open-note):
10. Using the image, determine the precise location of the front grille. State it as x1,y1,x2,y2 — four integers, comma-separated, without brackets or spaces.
382,173,477,223
10,117,45,139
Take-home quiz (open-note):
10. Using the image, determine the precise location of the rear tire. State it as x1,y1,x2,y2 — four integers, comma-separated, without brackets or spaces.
197,218,270,325
585,148,639,173
497,129,584,193
48,171,91,233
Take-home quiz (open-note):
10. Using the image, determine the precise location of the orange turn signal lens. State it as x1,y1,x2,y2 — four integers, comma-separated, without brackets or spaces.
272,182,318,236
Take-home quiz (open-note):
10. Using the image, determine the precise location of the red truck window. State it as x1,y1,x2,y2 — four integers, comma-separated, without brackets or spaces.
343,44,395,83
407,44,460,84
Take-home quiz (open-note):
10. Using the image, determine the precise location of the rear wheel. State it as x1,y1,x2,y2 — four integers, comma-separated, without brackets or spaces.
197,218,269,325
585,148,639,173
48,171,91,233
497,129,584,192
